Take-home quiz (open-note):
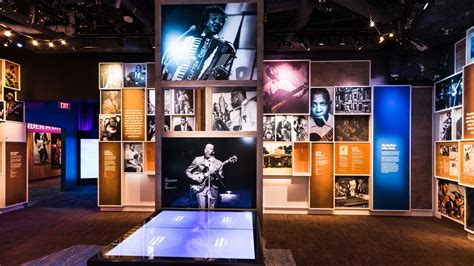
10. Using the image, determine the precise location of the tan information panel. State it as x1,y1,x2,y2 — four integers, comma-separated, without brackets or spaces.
310,143,334,209
122,89,145,141
145,142,155,173
335,143,370,175
464,64,474,139
99,142,121,206
460,141,474,187
293,143,310,174
5,142,27,206
435,142,459,181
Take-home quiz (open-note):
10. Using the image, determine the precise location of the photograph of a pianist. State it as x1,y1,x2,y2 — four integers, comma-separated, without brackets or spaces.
161,3,257,81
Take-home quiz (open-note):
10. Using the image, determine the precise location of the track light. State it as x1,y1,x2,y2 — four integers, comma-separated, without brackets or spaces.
301,42,310,51
61,39,67,45
49,41,54,47
389,32,394,38
339,36,346,46
423,1,429,10
369,18,375,28
4,30,11,37
16,42,23,48
379,36,385,43
32,39,38,46
3,39,11,47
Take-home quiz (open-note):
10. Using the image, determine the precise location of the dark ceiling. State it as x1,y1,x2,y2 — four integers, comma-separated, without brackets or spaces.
0,0,473,53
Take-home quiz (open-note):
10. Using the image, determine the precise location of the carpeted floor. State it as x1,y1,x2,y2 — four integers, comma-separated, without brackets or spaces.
0,180,473,265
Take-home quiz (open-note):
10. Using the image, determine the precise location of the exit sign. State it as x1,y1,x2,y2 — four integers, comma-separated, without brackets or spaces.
58,102,71,110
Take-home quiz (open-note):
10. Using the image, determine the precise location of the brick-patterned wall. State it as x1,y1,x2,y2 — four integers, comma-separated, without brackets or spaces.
411,86,433,210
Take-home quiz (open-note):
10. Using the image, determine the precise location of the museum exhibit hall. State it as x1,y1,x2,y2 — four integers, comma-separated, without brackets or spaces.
1,0,474,265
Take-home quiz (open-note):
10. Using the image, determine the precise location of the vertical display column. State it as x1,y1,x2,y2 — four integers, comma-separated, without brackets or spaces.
373,86,411,211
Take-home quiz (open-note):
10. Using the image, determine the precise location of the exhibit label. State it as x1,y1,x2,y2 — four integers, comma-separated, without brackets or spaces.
460,141,474,187
335,143,370,175
464,64,474,139
435,142,459,181
373,85,410,211
123,89,145,141
5,142,27,206
99,142,121,205
310,143,334,209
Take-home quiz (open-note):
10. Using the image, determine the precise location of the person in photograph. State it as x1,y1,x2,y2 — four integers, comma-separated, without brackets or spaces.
148,91,155,114
276,115,292,141
5,92,23,121
263,117,275,141
125,143,143,172
51,137,62,167
147,118,155,141
447,78,462,108
103,64,122,88
441,111,452,140
294,115,308,141
0,102,4,120
125,64,146,87
102,90,120,114
34,132,50,164
185,143,224,208
161,5,236,80
175,90,192,114
310,88,333,141
5,64,18,88
100,116,120,141
174,116,193,131
230,88,257,131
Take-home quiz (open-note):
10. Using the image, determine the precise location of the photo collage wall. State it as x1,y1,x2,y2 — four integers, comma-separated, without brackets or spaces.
1,59,24,122
263,60,371,210
434,32,474,233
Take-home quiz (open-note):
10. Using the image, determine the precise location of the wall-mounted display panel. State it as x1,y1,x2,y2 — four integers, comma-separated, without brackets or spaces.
99,63,123,89
211,87,257,131
334,143,370,175
99,115,121,141
460,141,474,187
99,142,121,206
455,37,466,73
309,143,333,209
124,142,144,173
80,139,99,179
437,178,465,224
435,142,459,181
161,3,257,81
293,143,310,175
263,142,292,176
334,115,369,142
5,142,27,206
334,86,371,114
100,90,122,114
466,187,474,233
434,72,462,112
465,26,474,65
122,89,145,141
335,176,369,209
124,63,147,87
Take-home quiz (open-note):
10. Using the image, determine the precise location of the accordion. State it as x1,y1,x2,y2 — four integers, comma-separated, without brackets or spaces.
162,35,235,81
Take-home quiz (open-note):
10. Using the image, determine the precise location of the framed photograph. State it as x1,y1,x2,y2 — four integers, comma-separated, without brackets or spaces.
164,116,171,132
161,3,257,81
101,90,122,114
435,142,459,180
211,87,257,131
164,89,172,115
124,142,144,173
32,132,51,165
146,116,155,141
99,115,121,141
172,116,195,131
147,89,155,115
292,115,309,142
263,115,276,141
335,86,371,114
466,26,474,65
4,60,20,90
161,137,257,209
309,87,334,141
99,63,123,89
452,108,462,140
437,178,465,224
263,142,293,175
461,142,474,185
124,63,147,87
439,110,453,141
275,115,294,141
4,88,16,101
5,92,24,122
50,134,62,169
172,89,194,115
334,115,370,142
0,101,5,121
335,176,370,209
263,60,309,114
434,72,462,112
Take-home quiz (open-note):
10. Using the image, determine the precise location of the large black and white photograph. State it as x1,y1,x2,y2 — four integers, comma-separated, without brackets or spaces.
335,86,371,114
172,116,195,131
263,115,276,141
101,90,121,114
147,116,155,141
99,115,121,141
147,89,155,115
439,111,453,141
310,87,334,141
263,60,309,114
162,137,257,209
173,89,194,115
161,4,257,81
124,63,146,87
211,87,257,131
437,179,465,223
335,115,370,142
335,176,370,209
32,132,51,165
99,63,123,89
434,72,463,112
275,115,293,141
124,142,144,173
263,142,293,175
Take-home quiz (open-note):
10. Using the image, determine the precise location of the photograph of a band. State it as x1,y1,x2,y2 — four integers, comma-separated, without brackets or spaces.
99,63,123,89
335,176,369,208
124,142,144,173
99,115,121,141
147,89,155,115
335,115,369,142
161,137,256,209
263,60,309,114
310,87,334,141
101,90,121,114
124,63,146,87
172,116,195,131
437,179,465,223
211,87,257,131
147,116,155,141
32,132,51,165
263,116,276,141
5,61,20,90
335,86,371,114
173,89,194,115
263,142,293,175
161,3,257,81
434,72,462,112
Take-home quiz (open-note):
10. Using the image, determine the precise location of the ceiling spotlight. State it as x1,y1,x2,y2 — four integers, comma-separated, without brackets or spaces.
61,39,67,45
379,36,385,43
4,30,12,37
123,12,134,23
32,39,38,46
339,36,346,46
3,39,11,47
16,42,23,48
389,32,394,38
423,1,429,10
370,19,375,28
354,41,363,51
301,42,311,51
49,41,54,47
